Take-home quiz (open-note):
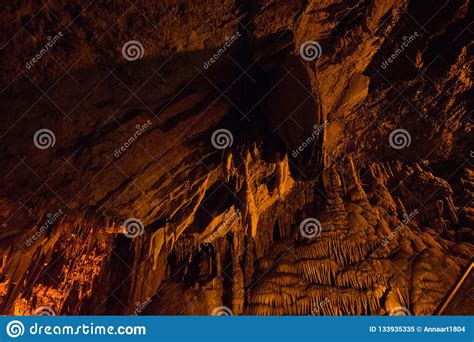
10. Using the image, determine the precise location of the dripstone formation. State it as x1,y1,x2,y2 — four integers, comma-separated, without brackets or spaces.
0,0,472,315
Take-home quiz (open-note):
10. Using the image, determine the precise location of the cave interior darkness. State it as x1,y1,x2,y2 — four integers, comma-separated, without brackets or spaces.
0,0,473,316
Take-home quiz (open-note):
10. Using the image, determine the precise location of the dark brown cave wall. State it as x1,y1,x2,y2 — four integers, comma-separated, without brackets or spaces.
0,0,473,315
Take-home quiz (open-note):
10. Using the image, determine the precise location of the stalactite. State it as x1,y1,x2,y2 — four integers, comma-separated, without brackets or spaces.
231,235,245,315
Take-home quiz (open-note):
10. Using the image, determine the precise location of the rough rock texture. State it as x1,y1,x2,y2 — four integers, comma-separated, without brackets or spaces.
0,0,472,315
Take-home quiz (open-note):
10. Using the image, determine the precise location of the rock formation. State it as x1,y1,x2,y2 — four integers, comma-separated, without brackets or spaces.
0,0,472,315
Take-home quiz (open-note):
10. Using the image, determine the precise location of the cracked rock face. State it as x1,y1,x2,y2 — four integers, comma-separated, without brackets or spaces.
0,0,472,315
